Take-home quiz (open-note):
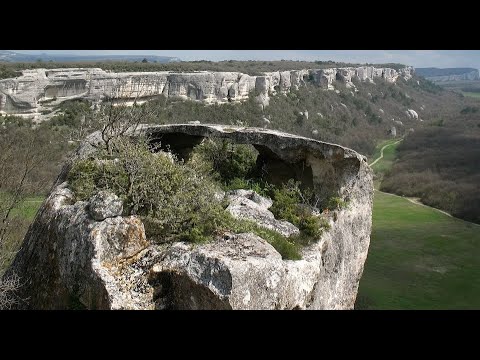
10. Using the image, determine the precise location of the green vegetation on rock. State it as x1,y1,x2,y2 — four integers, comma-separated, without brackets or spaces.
67,137,331,259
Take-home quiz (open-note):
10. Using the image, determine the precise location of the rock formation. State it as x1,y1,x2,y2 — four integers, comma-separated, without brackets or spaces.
0,66,414,117
4,124,373,310
406,109,419,120
390,126,397,137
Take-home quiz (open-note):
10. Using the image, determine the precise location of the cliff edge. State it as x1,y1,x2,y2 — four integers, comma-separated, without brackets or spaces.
4,124,373,309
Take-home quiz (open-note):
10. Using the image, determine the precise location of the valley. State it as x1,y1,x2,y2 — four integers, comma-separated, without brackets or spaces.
1,58,479,309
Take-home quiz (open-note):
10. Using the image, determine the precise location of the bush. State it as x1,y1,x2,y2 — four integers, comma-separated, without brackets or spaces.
327,196,349,210
460,106,478,115
67,136,331,258
268,179,328,243
190,139,258,184
68,137,226,243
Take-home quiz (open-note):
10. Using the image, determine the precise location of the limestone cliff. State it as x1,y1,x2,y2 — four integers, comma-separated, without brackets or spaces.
0,66,414,116
3,124,373,310
415,67,479,82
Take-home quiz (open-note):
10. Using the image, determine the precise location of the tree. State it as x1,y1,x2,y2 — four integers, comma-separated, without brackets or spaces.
0,128,43,308
142,58,148,63
67,80,162,153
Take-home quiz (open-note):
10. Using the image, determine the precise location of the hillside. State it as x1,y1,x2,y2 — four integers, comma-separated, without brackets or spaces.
416,67,480,82
356,140,480,309
381,123,480,224
2,60,480,307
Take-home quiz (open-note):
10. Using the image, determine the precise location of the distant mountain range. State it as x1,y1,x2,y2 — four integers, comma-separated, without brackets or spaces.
415,67,480,82
0,50,181,63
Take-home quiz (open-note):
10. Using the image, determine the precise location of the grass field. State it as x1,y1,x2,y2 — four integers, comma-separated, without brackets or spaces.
356,140,480,309
0,194,44,275
370,138,401,175
461,91,480,99
0,192,44,221
10,196,44,220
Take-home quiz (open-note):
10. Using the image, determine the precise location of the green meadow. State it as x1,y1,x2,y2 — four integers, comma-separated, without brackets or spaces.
356,140,480,309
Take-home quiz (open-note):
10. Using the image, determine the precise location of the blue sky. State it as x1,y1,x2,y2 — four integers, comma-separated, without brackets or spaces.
10,50,480,69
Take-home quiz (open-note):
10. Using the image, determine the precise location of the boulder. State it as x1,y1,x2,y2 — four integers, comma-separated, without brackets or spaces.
226,189,299,237
406,109,419,119
88,191,123,221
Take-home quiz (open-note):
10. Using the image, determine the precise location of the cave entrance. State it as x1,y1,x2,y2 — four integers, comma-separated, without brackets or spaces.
148,132,205,160
254,144,314,190
147,128,320,196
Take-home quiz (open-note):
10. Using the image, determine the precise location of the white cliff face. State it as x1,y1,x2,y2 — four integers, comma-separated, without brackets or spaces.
0,66,415,116
406,109,419,119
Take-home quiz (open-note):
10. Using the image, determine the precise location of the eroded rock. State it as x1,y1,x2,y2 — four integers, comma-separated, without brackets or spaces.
406,109,419,119
88,191,123,221
0,66,414,117
226,189,299,237
4,124,373,310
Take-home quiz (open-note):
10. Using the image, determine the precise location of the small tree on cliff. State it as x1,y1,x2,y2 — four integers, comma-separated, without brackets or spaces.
71,82,161,154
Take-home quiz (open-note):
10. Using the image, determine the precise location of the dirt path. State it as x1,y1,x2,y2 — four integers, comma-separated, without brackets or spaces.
375,189,480,227
369,139,403,167
375,189,452,217
370,138,480,227
405,196,452,217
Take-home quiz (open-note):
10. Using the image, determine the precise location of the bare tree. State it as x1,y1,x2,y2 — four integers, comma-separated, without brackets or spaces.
0,128,41,309
0,272,22,309
70,78,162,153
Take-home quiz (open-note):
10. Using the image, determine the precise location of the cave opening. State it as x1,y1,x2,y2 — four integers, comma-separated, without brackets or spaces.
147,130,318,196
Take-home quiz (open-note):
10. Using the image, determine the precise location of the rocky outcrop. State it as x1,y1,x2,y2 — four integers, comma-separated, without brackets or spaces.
390,126,397,137
88,191,123,221
226,189,299,237
406,109,419,120
0,66,414,116
4,124,373,310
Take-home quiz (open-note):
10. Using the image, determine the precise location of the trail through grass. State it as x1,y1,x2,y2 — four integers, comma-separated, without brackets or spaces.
356,138,480,309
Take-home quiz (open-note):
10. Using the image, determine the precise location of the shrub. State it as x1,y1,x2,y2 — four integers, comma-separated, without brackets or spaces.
326,196,349,210
267,179,328,243
190,139,258,184
68,137,226,243
460,106,478,115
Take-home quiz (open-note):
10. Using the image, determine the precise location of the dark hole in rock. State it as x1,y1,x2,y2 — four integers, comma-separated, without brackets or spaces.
149,271,232,310
148,132,205,161
254,144,314,189
227,87,235,100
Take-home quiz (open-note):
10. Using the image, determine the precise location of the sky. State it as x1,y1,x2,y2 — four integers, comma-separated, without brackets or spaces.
10,50,480,69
